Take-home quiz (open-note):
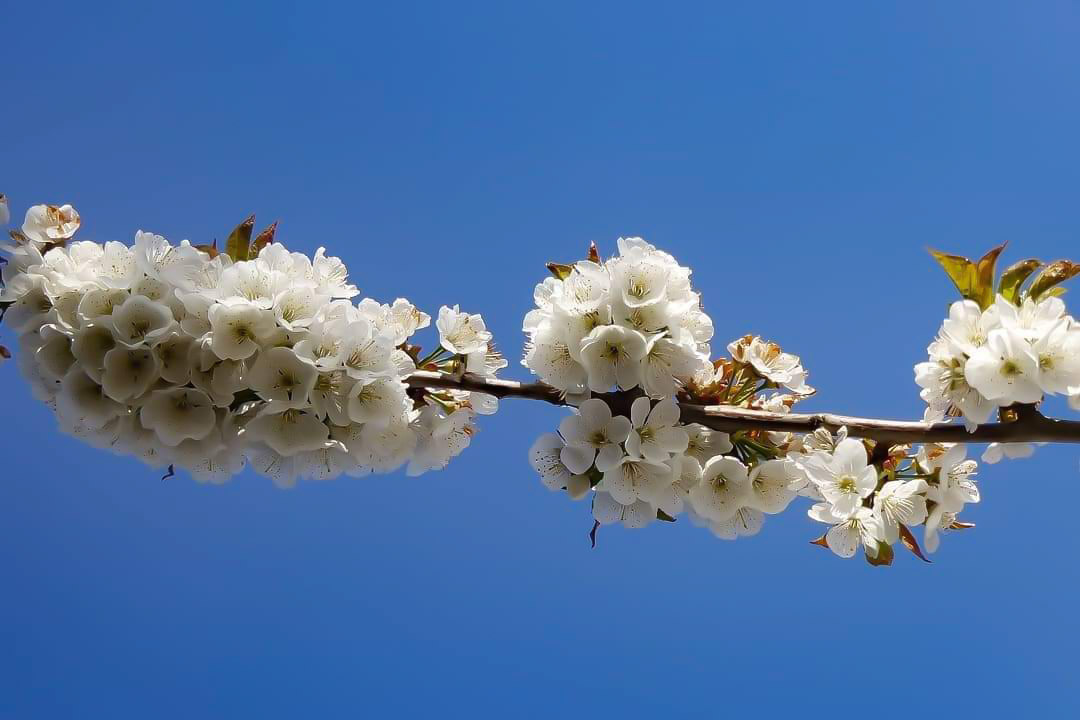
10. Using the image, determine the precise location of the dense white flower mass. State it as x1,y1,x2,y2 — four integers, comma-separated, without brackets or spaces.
0,204,501,487
523,237,711,397
522,239,1011,562
526,239,841,547
916,295,1080,460
4,208,1079,564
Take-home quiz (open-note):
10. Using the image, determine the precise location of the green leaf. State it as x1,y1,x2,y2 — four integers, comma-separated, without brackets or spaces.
865,541,894,567
252,221,278,255
929,248,979,304
998,258,1042,304
656,508,677,522
1028,260,1080,301
546,262,573,280
224,214,256,261
974,243,1006,308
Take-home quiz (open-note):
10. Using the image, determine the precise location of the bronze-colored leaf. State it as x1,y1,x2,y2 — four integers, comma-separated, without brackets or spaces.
586,241,600,264
809,533,830,549
656,508,677,522
8,229,29,247
224,214,256,261
252,221,278,254
928,248,979,304
898,524,931,563
998,258,1042,304
546,262,573,280
974,243,1007,308
1028,260,1080,301
195,241,219,259
865,541,894,567
0,344,10,359
948,520,976,530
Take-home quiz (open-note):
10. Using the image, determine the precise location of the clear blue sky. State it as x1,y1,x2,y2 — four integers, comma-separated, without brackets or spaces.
3,2,1080,717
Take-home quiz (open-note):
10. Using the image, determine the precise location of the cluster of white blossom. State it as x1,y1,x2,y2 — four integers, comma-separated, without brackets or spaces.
916,295,1080,462
533,408,980,558
524,239,986,560
523,237,714,398
0,203,502,486
524,238,828,542
794,430,979,558
6,207,1073,562
529,395,801,538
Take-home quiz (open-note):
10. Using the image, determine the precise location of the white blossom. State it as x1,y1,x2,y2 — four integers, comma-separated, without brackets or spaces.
22,204,81,246
872,479,928,544
981,442,1037,464
248,346,318,407
592,491,656,529
688,456,751,523
579,325,648,392
557,397,632,473
600,455,673,507
104,295,176,347
529,433,573,491
436,305,492,355
964,328,1042,405
747,459,798,515
809,506,885,559
139,388,217,446
625,397,688,464
800,438,877,520
208,299,275,360
920,446,980,553
101,346,160,402
244,404,332,457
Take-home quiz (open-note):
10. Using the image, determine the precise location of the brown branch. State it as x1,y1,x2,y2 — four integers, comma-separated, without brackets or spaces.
406,370,1080,445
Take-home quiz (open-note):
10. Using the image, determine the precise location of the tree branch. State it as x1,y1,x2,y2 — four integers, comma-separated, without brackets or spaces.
406,370,1080,445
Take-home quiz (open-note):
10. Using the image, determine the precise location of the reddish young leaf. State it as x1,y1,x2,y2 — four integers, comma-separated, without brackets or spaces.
899,524,932,563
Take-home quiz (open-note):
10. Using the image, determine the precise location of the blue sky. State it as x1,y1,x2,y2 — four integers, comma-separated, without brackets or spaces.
3,2,1080,717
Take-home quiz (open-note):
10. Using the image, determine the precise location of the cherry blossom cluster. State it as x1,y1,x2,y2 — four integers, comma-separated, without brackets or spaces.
524,239,986,561
522,237,714,398
795,431,979,560
524,239,815,541
531,383,981,560
915,249,1080,465
0,203,502,486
